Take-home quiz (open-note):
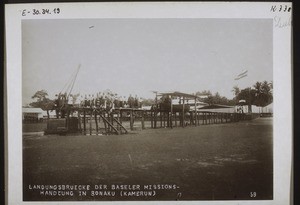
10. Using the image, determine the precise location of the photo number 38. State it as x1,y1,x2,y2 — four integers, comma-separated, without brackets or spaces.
250,192,257,198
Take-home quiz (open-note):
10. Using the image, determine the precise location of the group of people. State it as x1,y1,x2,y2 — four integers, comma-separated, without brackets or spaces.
236,105,245,113
53,92,143,118
54,93,68,118
79,94,142,109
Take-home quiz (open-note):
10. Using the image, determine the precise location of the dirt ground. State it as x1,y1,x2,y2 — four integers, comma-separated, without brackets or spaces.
23,117,273,201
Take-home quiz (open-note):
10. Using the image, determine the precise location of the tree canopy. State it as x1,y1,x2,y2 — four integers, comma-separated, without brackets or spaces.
195,91,235,106
30,90,55,117
233,81,273,107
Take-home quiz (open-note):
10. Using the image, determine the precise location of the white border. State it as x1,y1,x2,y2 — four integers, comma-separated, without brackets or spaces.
5,2,292,205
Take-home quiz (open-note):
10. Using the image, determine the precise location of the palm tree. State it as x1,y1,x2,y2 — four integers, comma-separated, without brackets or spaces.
231,86,240,97
261,81,273,106
253,82,262,94
262,81,272,95
252,81,273,107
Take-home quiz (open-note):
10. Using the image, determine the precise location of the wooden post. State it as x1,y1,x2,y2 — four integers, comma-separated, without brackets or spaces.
130,109,134,131
66,107,70,130
220,113,222,123
214,113,216,124
153,110,156,128
120,110,123,125
78,110,82,132
83,110,86,135
207,112,209,124
167,112,169,127
170,96,173,128
141,111,145,129
116,111,120,132
89,110,92,135
110,112,114,127
182,97,185,127
95,110,98,135
175,112,177,127
207,112,211,124
194,97,197,126
169,112,172,128
164,112,166,127
108,112,111,132
150,111,153,128
154,110,157,128
208,112,210,124
103,115,107,134
98,111,101,132
162,112,164,127
179,112,182,127
160,111,162,128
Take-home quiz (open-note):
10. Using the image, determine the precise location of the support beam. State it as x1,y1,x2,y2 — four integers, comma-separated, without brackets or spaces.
150,111,153,128
141,111,145,129
95,110,98,135
160,111,163,128
98,113,119,135
113,117,128,134
194,97,197,126
89,110,92,135
182,97,185,127
130,109,134,131
78,110,82,131
154,110,157,128
83,110,86,135
170,96,173,128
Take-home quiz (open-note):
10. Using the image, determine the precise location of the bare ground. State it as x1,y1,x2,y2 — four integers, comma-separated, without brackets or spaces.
23,117,273,201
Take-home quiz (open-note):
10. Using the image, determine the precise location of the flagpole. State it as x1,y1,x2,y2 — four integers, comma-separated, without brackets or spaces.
234,70,251,113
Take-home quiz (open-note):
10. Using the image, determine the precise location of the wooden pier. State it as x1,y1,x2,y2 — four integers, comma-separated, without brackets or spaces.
45,91,255,135
45,105,251,136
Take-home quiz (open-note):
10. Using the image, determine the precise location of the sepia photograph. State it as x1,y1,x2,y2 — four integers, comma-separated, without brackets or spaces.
22,18,273,201
5,2,292,205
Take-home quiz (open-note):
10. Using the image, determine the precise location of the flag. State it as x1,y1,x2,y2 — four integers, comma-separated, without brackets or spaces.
235,70,248,80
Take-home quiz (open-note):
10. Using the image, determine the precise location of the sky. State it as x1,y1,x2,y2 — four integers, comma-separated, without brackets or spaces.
22,18,272,105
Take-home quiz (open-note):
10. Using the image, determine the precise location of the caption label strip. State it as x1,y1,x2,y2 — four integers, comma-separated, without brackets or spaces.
28,184,180,198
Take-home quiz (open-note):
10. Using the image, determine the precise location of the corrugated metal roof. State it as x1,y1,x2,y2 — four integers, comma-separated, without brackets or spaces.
158,91,200,99
22,107,45,113
199,104,235,109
